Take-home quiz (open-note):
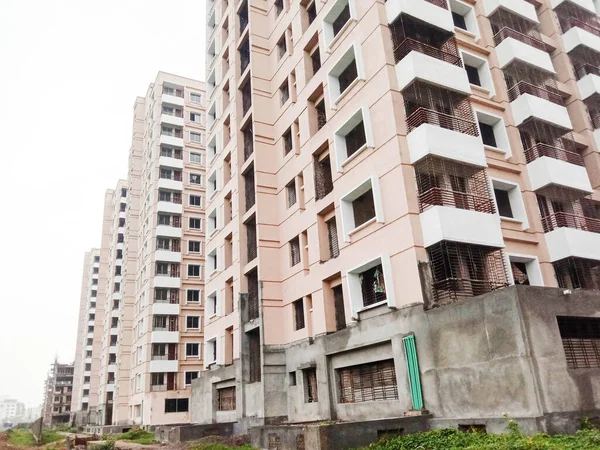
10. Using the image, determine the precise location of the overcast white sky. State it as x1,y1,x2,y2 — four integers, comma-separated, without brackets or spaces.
0,0,206,407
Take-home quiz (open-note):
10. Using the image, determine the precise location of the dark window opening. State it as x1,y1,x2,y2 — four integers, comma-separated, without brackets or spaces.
352,190,376,228
557,316,600,369
338,359,398,403
294,299,305,330
465,65,481,86
338,59,358,94
332,3,351,37
452,12,467,30
479,122,497,147
494,189,513,218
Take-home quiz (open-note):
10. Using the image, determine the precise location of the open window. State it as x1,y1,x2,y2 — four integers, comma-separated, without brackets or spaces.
450,0,479,38
346,254,395,317
340,177,384,241
461,51,494,96
507,254,543,286
476,110,511,156
334,107,373,171
323,0,356,48
491,179,528,228
327,43,364,104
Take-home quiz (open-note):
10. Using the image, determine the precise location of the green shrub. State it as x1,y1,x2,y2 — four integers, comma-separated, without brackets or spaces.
41,429,64,445
190,444,255,450
6,428,35,446
113,429,157,445
90,437,116,450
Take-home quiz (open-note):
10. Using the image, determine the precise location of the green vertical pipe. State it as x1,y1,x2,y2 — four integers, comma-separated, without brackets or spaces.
403,334,424,411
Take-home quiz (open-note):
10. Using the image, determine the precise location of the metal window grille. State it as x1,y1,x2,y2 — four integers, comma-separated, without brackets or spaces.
246,218,257,262
294,299,305,330
537,188,600,234
557,316,600,369
555,2,600,37
503,61,562,105
518,119,581,165
489,8,544,48
427,241,508,304
290,237,301,266
345,121,366,157
359,264,387,307
352,190,376,228
327,217,340,259
311,47,321,74
304,368,318,403
244,167,255,211
248,329,261,382
239,0,248,33
337,359,398,404
553,257,600,290
247,269,259,320
217,387,236,411
338,59,358,94
241,79,252,115
243,124,254,161
316,100,327,130
284,128,293,154
332,3,350,36
333,285,346,331
286,181,297,208
404,81,478,136
570,46,600,80
414,156,495,214
390,14,461,66
314,154,333,200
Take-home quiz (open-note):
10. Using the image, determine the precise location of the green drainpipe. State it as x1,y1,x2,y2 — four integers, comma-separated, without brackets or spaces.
403,334,424,411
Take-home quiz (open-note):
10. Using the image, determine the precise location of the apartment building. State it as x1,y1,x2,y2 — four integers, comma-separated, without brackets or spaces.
42,360,74,427
127,72,206,426
190,0,600,438
0,398,25,422
71,249,103,424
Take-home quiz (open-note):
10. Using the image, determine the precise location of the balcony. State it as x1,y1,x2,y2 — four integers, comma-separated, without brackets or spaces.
161,113,184,128
153,302,180,315
149,360,178,373
576,65,600,100
159,132,184,148
162,91,185,107
562,20,600,53
157,201,183,215
483,0,539,24
153,272,181,289
553,257,600,289
159,155,184,170
510,93,572,129
545,221,600,262
526,147,591,192
156,224,182,238
494,28,555,73
155,249,182,263
150,331,179,343
551,0,596,13
158,178,183,192
386,0,454,33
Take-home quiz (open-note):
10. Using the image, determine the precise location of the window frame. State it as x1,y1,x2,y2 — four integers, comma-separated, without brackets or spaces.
489,178,529,229
340,176,384,241
333,106,374,171
346,253,396,318
327,43,365,105
322,0,356,49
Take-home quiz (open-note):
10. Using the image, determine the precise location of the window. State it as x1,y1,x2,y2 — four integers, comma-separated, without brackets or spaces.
283,127,293,155
353,190,374,226
186,343,200,357
190,152,202,164
340,179,382,238
190,112,202,123
508,255,543,286
557,316,600,369
206,338,218,365
475,111,509,154
188,265,201,277
93,267,99,274
293,299,305,330
208,171,218,196
187,290,200,303
275,0,284,16
310,45,321,75
334,107,372,169
185,371,199,386
450,0,478,37
189,217,202,229
286,180,297,207
94,256,100,262
323,0,353,47
218,387,236,411
280,80,289,104
304,368,318,403
190,195,202,207
207,291,218,316
190,132,202,143
190,173,202,185
290,236,301,266
190,93,202,103
189,240,201,253
208,248,218,273
314,150,333,200
465,64,481,86
328,45,363,103
306,1,317,25
248,329,261,382
491,179,528,228
187,316,200,330
277,34,287,60
337,359,398,403
164,398,189,413
326,216,340,259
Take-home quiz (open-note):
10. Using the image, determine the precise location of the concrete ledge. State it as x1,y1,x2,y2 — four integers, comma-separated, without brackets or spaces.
154,422,235,443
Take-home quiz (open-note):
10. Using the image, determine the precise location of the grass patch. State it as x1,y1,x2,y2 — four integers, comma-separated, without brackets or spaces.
41,429,64,445
113,429,157,445
7,429,35,446
356,421,600,450
190,445,255,450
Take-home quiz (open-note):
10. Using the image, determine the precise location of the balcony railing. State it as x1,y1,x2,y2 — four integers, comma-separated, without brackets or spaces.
575,63,600,80
493,27,547,52
562,17,600,39
161,130,184,138
150,382,177,392
524,142,584,166
541,212,600,234
507,81,565,106
418,188,495,214
151,354,178,361
156,267,181,277
162,110,184,118
406,107,479,136
392,38,462,67
163,88,184,98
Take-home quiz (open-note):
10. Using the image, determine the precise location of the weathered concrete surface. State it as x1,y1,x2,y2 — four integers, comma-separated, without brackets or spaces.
154,422,235,443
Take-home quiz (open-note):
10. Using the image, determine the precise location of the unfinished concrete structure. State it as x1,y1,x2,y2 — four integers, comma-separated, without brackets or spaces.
42,360,74,427
189,0,600,442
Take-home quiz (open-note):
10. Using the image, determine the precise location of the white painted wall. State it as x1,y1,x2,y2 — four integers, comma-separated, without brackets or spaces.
483,0,539,23
152,303,180,315
160,114,184,128
395,51,472,94
550,0,596,14
407,124,487,167
577,73,600,100
527,156,593,192
161,93,185,107
386,0,454,32
510,94,573,129
496,38,555,73
563,26,600,54
545,227,600,262
150,331,180,343
420,206,505,248
149,360,179,373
